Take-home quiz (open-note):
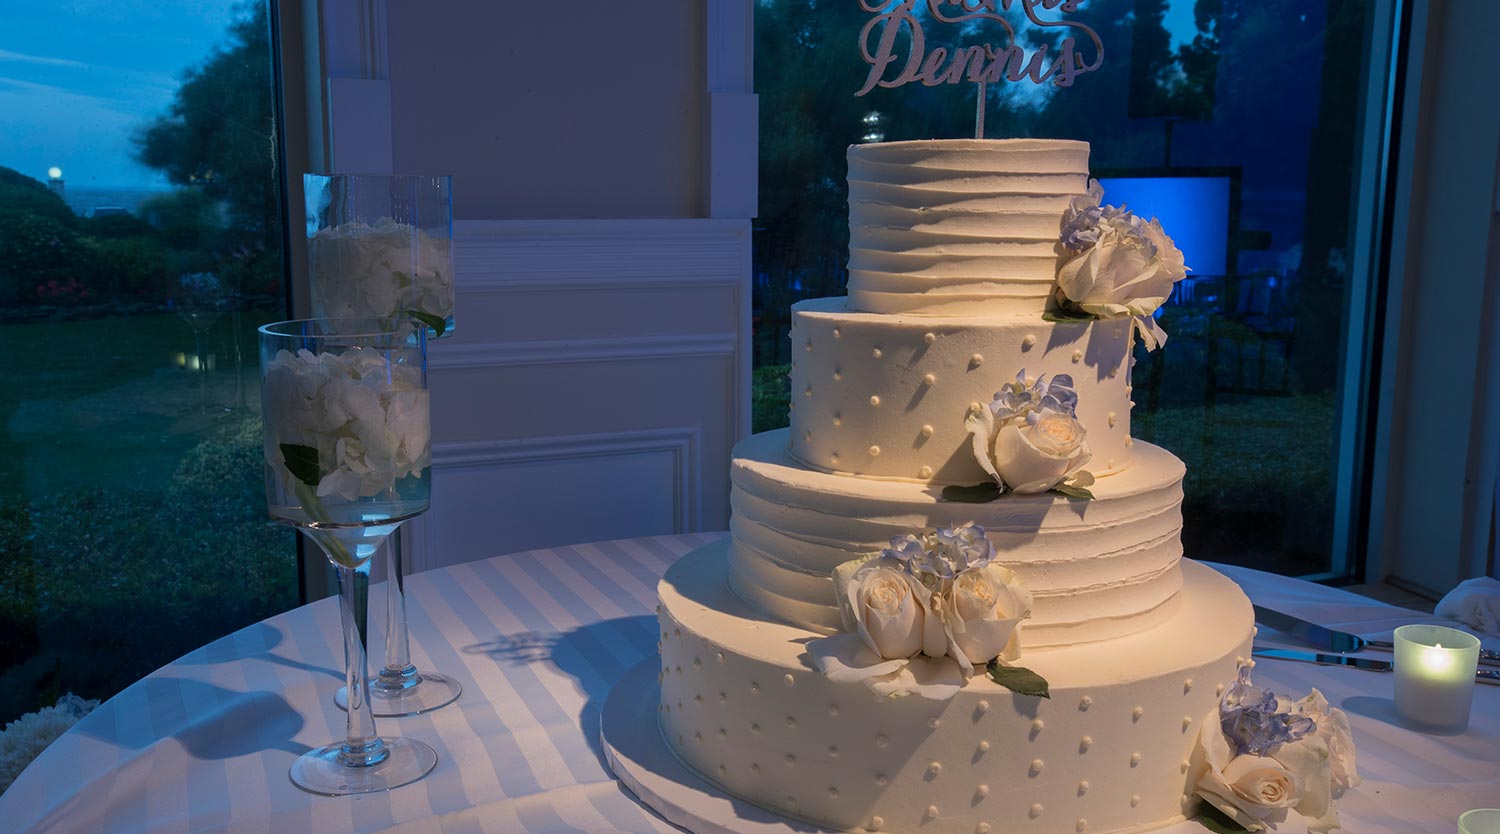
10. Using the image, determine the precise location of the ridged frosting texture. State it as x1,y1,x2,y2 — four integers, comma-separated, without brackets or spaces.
728,430,1187,648
788,297,1135,486
660,544,1255,834
847,139,1090,316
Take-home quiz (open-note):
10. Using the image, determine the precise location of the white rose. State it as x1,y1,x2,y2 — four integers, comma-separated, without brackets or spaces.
1145,218,1187,282
1294,689,1360,795
844,558,927,660
1191,709,1305,831
944,563,1032,664
987,411,1092,494
1057,224,1178,318
1270,732,1341,834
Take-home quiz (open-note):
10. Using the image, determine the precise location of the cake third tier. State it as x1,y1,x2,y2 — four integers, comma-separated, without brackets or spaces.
731,430,1186,647
788,296,1136,485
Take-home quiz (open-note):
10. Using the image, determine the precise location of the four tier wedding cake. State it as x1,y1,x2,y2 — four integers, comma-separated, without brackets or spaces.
642,139,1357,834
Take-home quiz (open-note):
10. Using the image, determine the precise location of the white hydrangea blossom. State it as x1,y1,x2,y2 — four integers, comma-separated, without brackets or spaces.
308,217,454,325
0,693,98,793
263,347,430,502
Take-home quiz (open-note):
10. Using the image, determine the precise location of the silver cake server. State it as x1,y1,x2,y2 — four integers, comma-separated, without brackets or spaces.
1253,605,1366,653
1253,648,1500,685
1253,604,1500,666
1361,638,1500,666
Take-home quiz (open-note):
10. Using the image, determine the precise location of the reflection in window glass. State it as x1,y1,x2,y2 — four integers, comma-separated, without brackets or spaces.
752,0,1382,577
0,1,292,731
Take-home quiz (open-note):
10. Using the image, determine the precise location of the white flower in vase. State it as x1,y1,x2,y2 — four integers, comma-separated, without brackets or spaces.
308,217,454,327
263,347,431,503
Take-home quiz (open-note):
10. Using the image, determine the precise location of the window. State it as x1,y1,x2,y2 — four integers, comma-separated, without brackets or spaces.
0,1,293,728
753,0,1397,579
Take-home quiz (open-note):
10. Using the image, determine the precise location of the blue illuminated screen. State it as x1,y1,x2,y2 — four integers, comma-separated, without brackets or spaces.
1094,176,1232,277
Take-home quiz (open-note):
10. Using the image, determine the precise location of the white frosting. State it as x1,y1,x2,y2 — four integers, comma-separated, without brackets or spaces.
659,544,1254,834
788,297,1134,485
847,139,1090,316
729,430,1185,647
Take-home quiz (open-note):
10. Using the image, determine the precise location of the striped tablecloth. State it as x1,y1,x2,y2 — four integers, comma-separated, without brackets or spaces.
3,535,1497,834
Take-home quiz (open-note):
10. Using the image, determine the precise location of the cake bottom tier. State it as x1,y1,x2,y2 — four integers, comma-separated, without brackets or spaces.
657,542,1254,834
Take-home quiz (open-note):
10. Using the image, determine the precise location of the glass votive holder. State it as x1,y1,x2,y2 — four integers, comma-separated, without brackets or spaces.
1393,624,1481,733
1460,809,1500,834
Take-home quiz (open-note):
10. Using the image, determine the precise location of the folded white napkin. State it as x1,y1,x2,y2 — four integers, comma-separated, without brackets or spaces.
1435,576,1500,636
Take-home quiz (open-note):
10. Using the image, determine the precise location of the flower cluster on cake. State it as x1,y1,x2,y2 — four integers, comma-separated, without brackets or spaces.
809,522,1041,700
1191,666,1361,833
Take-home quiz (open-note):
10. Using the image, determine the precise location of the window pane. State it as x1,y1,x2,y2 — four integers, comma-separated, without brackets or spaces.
0,1,293,729
752,0,1386,577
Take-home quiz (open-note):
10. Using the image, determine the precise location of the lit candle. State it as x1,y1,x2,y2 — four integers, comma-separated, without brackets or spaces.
1459,809,1500,834
1393,624,1481,733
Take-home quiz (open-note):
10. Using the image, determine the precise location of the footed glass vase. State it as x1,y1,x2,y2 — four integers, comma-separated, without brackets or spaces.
304,173,455,339
260,317,438,795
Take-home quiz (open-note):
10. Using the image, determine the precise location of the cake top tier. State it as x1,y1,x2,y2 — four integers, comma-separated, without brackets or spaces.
847,138,1090,317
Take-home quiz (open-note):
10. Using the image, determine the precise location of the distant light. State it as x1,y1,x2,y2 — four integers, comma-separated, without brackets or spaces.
47,166,62,180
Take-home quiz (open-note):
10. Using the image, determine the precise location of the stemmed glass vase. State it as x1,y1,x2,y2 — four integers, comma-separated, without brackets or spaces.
260,317,438,795
304,172,461,717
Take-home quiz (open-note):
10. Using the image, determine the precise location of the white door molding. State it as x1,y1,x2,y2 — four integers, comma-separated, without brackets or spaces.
405,426,703,574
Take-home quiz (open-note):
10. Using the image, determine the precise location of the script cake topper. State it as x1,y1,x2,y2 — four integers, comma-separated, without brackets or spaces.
857,0,1105,103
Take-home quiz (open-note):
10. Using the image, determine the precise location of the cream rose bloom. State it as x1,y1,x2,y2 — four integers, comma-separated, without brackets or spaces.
1294,689,1360,795
1269,732,1341,834
1055,183,1188,319
943,563,1032,665
983,410,1092,494
843,558,928,660
1191,709,1305,831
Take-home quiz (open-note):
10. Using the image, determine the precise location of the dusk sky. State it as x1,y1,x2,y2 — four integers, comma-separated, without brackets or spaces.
0,0,240,190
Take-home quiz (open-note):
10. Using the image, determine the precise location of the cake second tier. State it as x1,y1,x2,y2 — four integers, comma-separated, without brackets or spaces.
789,296,1136,485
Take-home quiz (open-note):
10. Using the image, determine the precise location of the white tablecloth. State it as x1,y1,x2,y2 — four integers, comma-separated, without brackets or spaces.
3,535,1496,834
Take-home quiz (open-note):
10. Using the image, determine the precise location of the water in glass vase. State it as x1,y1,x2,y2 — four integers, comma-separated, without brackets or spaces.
270,480,429,568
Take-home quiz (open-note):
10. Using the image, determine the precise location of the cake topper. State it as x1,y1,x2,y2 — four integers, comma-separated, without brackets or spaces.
856,0,1105,137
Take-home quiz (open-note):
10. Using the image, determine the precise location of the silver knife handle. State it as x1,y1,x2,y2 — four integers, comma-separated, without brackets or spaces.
1365,640,1500,666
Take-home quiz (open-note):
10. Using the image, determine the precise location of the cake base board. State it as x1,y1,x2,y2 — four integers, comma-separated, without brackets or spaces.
601,658,840,834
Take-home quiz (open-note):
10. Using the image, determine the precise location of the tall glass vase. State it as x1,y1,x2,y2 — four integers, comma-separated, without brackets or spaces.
260,317,438,795
306,172,462,717
304,173,455,338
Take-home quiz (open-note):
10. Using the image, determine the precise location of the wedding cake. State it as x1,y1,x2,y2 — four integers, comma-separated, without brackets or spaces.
641,140,1357,834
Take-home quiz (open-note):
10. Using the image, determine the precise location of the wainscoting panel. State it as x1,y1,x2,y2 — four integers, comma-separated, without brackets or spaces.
408,219,750,572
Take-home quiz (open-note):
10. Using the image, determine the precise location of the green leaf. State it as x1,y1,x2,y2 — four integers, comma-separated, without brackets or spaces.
1041,308,1095,323
986,659,1051,698
1051,484,1095,501
1195,803,1251,834
279,443,322,488
940,482,1003,503
406,309,448,338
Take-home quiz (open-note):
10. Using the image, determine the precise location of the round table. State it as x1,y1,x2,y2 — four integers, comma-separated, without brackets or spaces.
4,534,1497,834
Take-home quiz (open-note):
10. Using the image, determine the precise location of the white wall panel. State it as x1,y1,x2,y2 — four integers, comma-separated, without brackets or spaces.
317,1,756,573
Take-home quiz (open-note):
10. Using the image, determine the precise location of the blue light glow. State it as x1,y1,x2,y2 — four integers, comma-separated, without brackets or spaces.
1096,176,1232,277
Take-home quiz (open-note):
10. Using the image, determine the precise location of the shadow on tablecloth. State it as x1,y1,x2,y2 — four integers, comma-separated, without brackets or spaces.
463,614,658,772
